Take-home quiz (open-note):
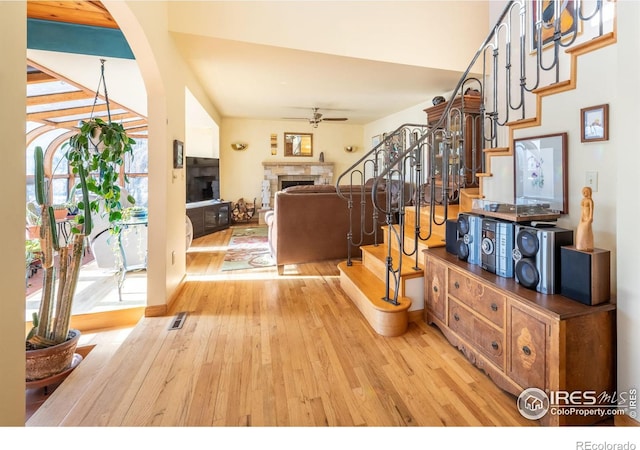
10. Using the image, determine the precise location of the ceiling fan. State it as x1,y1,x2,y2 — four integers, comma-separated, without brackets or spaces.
283,107,348,128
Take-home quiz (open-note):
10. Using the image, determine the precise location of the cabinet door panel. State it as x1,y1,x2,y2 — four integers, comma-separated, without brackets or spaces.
509,306,546,390
426,257,446,323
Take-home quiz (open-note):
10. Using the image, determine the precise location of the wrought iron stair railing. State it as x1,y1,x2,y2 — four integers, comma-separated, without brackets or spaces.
336,0,613,305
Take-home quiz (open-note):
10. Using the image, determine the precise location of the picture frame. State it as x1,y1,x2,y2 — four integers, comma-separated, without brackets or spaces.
284,132,313,156
173,139,184,169
514,132,568,213
581,104,609,143
530,0,579,52
372,134,381,148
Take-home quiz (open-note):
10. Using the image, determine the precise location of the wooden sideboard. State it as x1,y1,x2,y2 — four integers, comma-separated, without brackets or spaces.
423,247,616,426
186,201,231,238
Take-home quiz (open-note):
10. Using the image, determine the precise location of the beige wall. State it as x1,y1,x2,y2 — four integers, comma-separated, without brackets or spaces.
105,0,221,309
0,0,27,426
614,0,640,416
484,0,639,414
167,1,487,73
220,118,364,205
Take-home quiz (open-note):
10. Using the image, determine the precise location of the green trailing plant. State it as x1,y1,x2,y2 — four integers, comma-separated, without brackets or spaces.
27,117,136,350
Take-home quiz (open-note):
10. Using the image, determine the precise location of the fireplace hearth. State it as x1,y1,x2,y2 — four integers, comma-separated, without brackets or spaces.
262,161,334,207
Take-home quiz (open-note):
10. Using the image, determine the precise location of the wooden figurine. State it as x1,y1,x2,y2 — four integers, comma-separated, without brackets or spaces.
576,186,594,251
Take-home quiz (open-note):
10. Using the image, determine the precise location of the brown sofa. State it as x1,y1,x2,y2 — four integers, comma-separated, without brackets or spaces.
265,184,385,273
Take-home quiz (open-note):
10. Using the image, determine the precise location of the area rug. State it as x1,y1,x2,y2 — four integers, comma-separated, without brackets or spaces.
221,226,275,271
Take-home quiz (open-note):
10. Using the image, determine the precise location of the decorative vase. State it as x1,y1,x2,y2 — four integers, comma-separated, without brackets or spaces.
25,329,81,381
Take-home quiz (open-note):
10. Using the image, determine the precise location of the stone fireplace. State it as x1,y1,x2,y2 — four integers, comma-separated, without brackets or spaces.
262,161,334,207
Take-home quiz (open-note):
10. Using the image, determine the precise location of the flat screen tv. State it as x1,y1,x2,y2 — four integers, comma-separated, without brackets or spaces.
186,156,220,203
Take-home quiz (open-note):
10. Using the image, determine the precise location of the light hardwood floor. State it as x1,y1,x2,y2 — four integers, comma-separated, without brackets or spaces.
27,225,535,426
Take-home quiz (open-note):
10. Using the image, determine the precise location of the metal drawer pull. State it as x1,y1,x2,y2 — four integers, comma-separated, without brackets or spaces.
491,341,499,350
454,313,460,321
454,281,460,289
522,346,531,356
491,303,498,312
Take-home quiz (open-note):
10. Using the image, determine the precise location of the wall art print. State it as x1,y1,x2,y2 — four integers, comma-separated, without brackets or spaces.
514,132,568,213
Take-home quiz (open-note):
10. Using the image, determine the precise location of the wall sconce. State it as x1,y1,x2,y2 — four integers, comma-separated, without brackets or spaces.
231,142,248,151
344,146,357,153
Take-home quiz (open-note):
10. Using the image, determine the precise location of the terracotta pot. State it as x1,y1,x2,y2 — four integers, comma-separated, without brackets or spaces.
54,208,68,220
27,225,41,239
25,329,81,381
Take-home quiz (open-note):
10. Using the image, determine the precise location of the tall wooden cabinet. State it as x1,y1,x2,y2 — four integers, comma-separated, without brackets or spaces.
424,94,483,188
424,247,616,426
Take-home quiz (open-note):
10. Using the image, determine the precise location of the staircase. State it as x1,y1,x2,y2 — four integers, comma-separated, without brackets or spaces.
336,0,618,337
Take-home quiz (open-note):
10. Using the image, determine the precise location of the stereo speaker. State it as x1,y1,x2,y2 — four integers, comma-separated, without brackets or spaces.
445,219,458,255
456,213,482,265
513,225,573,294
560,246,610,305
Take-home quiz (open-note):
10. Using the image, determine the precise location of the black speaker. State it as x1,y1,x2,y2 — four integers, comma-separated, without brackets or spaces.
560,246,610,305
456,213,482,265
445,219,458,255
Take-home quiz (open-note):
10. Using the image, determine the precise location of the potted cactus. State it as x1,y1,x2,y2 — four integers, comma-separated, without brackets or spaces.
26,117,135,381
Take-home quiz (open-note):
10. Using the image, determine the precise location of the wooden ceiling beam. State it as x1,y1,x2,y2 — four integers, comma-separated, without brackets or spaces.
50,112,142,129
27,103,113,121
27,90,90,106
27,71,55,84
27,1,119,29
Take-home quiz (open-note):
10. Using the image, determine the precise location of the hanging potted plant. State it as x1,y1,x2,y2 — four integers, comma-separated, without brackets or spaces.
26,60,136,382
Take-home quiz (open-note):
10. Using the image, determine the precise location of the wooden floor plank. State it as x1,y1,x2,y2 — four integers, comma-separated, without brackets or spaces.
26,225,536,427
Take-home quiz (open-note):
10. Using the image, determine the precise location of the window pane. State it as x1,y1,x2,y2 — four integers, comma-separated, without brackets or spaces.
126,176,148,208
52,178,69,205
26,178,35,204
52,150,69,175
125,138,148,173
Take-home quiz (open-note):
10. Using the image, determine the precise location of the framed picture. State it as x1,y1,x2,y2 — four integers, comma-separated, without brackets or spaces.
514,132,568,213
531,0,579,51
372,134,381,148
173,139,184,169
581,104,609,143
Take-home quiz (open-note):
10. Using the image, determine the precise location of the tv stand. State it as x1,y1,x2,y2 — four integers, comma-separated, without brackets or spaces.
186,200,231,238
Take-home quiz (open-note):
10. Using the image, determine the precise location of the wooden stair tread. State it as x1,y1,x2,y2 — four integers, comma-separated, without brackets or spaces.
360,243,425,277
337,261,411,312
382,225,447,247
405,204,459,222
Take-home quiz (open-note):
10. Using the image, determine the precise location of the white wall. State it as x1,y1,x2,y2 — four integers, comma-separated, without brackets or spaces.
0,0,27,426
185,87,219,158
614,0,640,418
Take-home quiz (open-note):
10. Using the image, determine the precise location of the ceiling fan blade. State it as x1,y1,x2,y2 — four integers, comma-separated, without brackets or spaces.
281,117,309,120
323,118,348,121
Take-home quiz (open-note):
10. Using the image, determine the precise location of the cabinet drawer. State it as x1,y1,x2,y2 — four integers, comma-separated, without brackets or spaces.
426,257,446,323
448,268,505,328
448,299,504,370
509,305,546,390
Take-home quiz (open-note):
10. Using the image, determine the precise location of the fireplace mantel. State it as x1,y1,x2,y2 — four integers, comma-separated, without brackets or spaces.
262,161,334,207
